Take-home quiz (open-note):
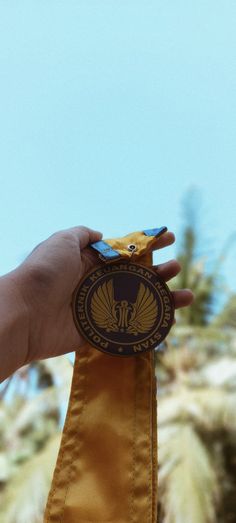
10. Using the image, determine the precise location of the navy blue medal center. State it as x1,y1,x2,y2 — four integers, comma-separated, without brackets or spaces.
72,259,174,357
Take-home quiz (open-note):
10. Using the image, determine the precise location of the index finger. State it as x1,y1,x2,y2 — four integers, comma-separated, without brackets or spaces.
152,231,175,250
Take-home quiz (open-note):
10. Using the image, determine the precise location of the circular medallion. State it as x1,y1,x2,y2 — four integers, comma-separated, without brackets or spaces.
72,261,174,357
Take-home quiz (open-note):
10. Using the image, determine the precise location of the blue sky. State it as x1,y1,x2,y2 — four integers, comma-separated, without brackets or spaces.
0,1,235,309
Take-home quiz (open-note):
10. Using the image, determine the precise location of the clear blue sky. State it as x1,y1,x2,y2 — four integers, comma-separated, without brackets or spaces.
0,1,235,307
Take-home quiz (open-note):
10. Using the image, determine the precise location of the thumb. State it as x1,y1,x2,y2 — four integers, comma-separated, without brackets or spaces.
72,226,103,250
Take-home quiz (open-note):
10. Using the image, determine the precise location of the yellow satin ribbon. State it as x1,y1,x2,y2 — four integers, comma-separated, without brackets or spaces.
44,230,159,523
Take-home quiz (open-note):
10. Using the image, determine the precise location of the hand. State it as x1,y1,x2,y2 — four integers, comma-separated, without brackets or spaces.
13,227,193,365
13,227,102,364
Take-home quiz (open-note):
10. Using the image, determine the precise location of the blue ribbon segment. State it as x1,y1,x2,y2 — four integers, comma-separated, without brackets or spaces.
143,226,167,237
90,240,121,260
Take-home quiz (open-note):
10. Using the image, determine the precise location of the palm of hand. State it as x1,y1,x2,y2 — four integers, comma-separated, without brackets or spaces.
18,229,102,363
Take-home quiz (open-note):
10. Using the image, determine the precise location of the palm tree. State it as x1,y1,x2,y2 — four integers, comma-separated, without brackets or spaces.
172,188,221,326
174,189,236,328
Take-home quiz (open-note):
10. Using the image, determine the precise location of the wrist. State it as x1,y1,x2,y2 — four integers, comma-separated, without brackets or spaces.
0,269,30,382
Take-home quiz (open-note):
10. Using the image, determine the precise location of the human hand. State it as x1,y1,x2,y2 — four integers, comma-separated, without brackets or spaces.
12,226,193,365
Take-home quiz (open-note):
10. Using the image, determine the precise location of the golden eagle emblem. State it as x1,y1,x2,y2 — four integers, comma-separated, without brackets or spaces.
91,279,157,336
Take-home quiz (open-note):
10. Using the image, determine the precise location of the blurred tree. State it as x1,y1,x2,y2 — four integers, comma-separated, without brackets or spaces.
174,188,229,326
215,294,236,329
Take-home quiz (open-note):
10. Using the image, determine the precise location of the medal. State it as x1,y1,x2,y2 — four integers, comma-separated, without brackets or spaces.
44,227,172,523
73,261,174,356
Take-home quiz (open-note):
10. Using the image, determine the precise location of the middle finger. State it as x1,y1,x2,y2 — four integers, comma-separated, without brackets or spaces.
153,259,181,282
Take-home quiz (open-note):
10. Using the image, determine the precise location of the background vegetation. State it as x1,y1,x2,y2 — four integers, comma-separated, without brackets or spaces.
0,195,236,523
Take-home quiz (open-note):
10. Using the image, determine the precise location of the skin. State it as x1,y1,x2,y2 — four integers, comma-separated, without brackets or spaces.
0,226,194,383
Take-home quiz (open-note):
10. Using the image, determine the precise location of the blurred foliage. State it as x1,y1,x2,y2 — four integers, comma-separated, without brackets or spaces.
0,358,73,522
216,295,236,329
156,326,236,523
0,191,236,522
172,187,236,327
156,190,236,522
